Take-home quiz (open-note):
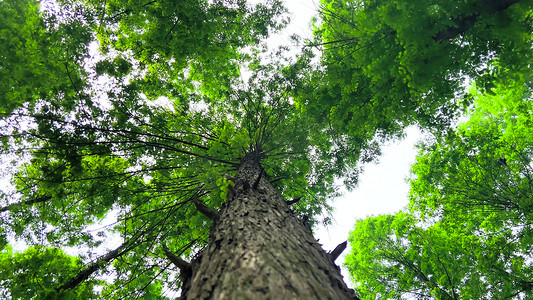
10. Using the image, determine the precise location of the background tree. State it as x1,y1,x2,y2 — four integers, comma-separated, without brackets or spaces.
410,80,533,227
309,2,533,297
346,211,533,299
0,0,360,298
0,246,100,299
347,213,480,299
345,79,533,299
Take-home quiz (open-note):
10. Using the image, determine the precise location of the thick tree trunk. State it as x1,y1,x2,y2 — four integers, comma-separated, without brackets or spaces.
181,154,358,299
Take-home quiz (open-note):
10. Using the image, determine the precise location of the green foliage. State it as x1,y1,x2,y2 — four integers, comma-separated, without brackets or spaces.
346,212,533,299
0,0,92,114
300,0,533,153
0,246,100,299
347,214,477,299
4,0,533,297
327,4,533,295
0,0,364,297
346,79,533,299
410,79,533,226
86,0,288,102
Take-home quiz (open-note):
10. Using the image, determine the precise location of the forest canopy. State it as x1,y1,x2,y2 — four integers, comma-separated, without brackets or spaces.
1,0,532,298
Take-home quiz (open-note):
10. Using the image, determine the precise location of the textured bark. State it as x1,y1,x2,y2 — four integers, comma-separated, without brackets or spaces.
182,154,358,299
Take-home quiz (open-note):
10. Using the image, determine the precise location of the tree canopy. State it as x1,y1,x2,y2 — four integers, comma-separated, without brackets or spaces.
0,245,100,299
301,0,533,143
325,0,533,298
2,0,533,298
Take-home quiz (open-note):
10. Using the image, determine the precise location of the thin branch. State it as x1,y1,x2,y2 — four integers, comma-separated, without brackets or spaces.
305,37,359,48
328,241,347,262
192,198,218,220
286,197,302,205
56,243,130,291
252,169,263,190
0,195,51,213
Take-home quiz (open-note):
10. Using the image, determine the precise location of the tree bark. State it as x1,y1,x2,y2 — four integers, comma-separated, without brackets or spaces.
182,154,358,299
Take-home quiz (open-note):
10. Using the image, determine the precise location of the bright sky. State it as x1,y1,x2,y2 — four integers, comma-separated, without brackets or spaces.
277,0,424,285
315,127,421,285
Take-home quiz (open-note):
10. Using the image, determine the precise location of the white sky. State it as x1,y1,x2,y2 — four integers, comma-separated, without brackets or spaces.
315,127,421,285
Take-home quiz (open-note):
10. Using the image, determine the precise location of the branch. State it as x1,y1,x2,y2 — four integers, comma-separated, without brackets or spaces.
433,0,519,42
270,176,287,184
302,215,312,232
305,37,359,48
26,113,238,166
163,248,192,275
433,249,459,299
433,13,479,42
57,243,129,292
57,204,181,292
286,197,302,205
252,169,263,190
193,198,218,220
0,195,51,213
328,241,347,262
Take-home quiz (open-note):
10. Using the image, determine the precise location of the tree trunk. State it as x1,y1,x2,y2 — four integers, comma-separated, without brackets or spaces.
181,154,358,299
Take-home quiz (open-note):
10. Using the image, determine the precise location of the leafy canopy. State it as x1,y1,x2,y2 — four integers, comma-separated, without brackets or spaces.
0,246,100,299
300,0,533,146
0,0,91,114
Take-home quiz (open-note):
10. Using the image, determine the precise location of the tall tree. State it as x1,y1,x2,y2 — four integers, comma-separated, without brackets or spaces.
314,3,533,295
0,0,360,298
